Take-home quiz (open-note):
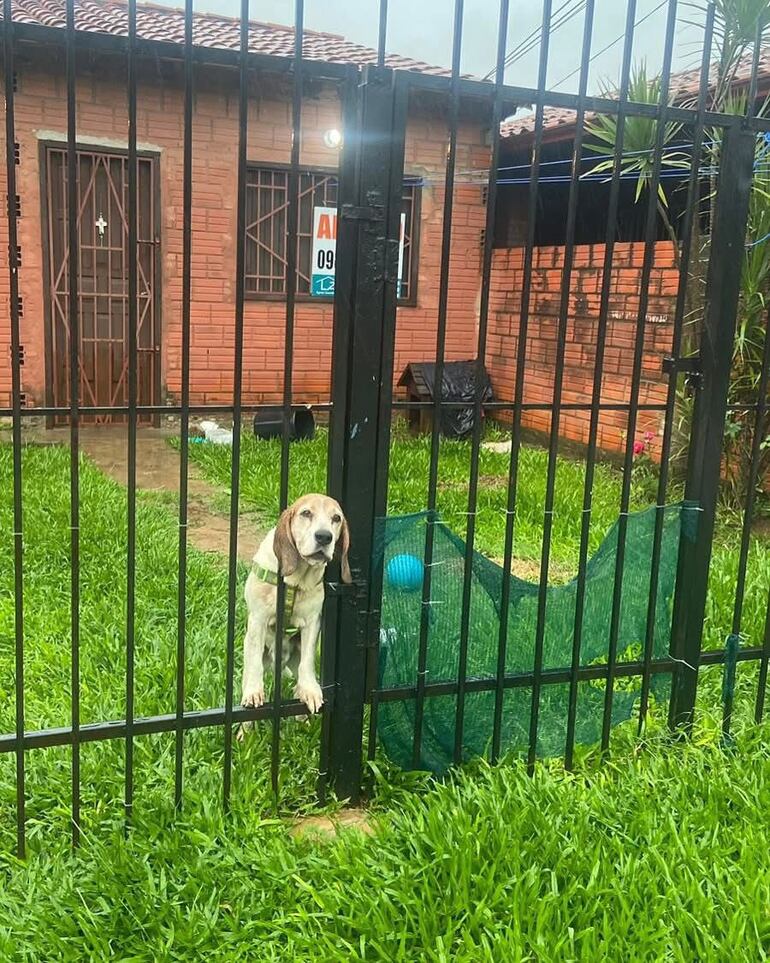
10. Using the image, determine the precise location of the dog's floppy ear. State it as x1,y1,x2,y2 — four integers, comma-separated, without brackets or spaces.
273,506,300,577
336,514,352,584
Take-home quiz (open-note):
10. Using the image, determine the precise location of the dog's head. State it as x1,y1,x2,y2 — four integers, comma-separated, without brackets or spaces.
273,494,351,583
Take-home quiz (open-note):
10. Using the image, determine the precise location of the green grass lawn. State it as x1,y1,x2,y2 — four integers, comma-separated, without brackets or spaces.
183,423,647,566
183,424,770,652
1,434,769,959
0,444,326,852
3,739,770,960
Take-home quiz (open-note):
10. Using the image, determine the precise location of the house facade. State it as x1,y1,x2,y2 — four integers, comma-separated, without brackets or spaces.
487,54,770,456
0,0,492,419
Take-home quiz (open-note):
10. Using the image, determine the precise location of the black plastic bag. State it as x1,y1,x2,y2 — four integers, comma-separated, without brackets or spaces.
407,361,493,439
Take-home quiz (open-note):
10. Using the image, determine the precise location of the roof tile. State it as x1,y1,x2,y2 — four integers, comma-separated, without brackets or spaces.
5,0,451,75
500,47,770,140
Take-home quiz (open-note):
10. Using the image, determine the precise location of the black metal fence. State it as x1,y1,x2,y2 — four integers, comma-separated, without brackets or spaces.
1,0,769,858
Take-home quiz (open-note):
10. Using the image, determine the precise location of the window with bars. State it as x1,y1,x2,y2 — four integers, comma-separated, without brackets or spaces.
244,166,420,302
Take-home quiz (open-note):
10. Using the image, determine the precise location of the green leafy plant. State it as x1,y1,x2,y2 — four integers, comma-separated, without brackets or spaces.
584,1,770,508
630,430,663,503
584,63,689,258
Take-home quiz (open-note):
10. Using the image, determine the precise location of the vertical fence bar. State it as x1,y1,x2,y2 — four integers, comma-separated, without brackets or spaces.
174,0,194,810
454,0,509,765
637,2,714,730
377,0,388,67
745,18,762,117
124,0,138,829
363,73,407,750
755,588,770,723
412,0,464,768
223,0,249,809
491,0,553,764
3,0,26,859
525,0,594,772
326,65,401,801
563,0,637,769
721,19,763,739
65,0,81,845
321,67,360,802
668,125,755,729
600,0,678,755
723,314,770,737
271,0,304,802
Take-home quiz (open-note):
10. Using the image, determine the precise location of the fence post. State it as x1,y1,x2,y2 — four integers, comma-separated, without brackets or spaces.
668,125,755,730
324,66,403,802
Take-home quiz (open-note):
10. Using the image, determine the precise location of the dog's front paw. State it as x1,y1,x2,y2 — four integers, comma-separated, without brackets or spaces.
295,680,324,714
241,686,265,709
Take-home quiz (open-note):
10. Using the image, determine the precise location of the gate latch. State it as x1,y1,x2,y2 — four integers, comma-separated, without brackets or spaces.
327,573,370,645
662,355,703,391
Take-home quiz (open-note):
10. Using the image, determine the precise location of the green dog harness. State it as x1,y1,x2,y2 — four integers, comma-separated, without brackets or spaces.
252,564,300,635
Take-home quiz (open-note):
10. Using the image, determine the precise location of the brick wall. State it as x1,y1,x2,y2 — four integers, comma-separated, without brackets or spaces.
0,47,489,411
486,242,679,455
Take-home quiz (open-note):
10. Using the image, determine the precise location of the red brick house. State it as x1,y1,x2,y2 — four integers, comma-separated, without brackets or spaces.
487,53,770,455
0,0,491,419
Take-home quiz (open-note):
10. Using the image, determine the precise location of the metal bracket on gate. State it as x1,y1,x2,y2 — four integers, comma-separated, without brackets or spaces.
662,355,703,392
327,573,370,646
326,578,367,597
341,203,384,223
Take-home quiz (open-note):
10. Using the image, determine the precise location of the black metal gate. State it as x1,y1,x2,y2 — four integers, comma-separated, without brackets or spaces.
2,0,769,858
326,40,765,796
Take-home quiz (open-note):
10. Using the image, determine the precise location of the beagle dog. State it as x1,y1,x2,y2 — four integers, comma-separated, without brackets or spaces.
241,494,351,716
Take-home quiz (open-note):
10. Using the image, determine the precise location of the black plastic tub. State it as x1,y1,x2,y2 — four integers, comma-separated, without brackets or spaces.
253,405,315,442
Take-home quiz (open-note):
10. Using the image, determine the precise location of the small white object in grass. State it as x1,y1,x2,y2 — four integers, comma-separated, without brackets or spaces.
483,440,512,454
199,420,233,445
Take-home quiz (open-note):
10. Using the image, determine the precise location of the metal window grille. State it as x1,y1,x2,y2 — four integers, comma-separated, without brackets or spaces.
244,166,419,300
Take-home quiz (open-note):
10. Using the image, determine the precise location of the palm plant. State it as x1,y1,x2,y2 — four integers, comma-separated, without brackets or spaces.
583,63,689,259
583,0,770,506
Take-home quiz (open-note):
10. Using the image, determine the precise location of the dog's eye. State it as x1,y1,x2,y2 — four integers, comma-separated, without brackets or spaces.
300,509,313,519
332,514,341,525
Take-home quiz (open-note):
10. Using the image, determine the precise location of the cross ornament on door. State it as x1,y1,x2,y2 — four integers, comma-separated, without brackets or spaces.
95,212,107,244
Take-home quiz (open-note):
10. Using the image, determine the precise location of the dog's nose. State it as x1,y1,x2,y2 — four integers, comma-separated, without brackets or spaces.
315,529,333,546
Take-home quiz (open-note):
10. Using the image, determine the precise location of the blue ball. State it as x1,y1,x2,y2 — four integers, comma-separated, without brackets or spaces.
386,553,424,592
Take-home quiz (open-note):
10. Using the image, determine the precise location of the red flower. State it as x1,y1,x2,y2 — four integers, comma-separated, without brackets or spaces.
643,431,655,442
633,440,646,456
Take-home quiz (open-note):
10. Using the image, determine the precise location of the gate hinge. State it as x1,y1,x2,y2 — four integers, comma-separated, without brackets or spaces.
364,611,382,649
341,203,384,223
662,355,702,390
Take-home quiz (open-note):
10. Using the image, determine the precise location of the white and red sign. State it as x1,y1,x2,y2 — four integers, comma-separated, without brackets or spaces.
310,206,407,298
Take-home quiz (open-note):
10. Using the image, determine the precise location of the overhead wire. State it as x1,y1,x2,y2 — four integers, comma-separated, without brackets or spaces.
553,0,670,88
482,0,586,79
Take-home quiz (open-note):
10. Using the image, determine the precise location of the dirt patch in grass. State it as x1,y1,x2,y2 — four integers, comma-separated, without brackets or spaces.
290,808,375,840
25,425,266,560
493,555,575,584
752,515,770,540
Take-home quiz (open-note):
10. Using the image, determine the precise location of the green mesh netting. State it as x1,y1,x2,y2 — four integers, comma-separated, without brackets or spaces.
375,503,698,773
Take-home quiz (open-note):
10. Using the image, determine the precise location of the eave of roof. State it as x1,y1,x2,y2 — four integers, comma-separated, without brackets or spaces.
3,0,452,75
500,48,770,143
